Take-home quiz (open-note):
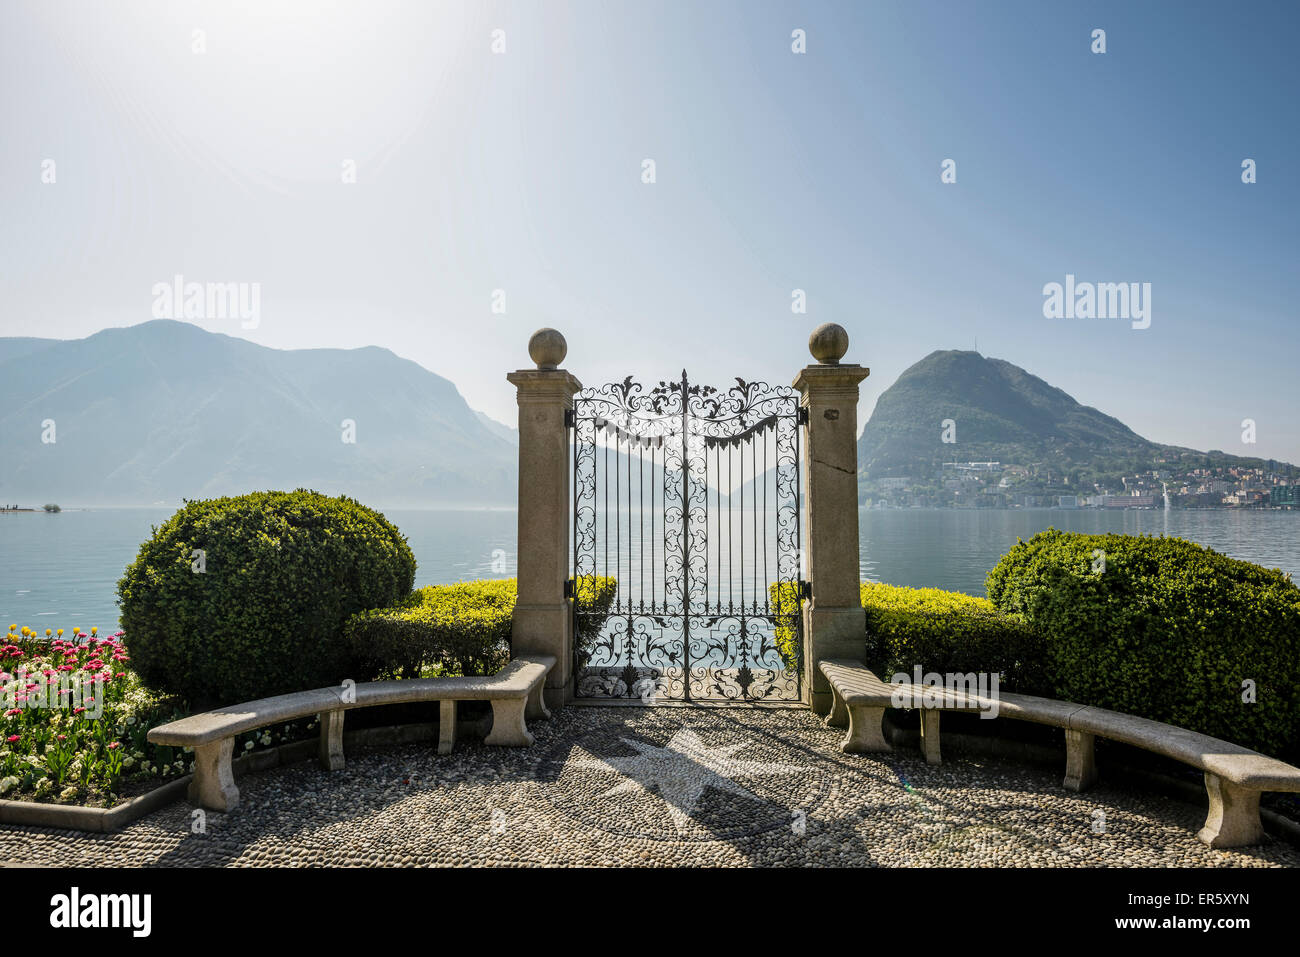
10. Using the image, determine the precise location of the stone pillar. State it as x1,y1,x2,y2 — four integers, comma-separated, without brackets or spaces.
507,328,582,708
793,323,869,714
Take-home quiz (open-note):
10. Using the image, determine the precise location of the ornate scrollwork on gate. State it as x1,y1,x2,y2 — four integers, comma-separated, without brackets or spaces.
572,372,804,701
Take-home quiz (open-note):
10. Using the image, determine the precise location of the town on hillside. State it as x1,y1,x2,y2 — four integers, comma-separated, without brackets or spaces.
863,462,1300,510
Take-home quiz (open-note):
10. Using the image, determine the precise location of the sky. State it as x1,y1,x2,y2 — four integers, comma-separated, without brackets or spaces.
2,0,1298,463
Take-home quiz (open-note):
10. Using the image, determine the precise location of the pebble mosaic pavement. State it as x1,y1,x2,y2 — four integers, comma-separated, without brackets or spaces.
4,707,1298,867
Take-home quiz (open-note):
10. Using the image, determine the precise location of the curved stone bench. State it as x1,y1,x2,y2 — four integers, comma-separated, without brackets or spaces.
819,658,1300,849
148,655,554,813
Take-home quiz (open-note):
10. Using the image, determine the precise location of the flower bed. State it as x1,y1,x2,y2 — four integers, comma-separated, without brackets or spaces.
0,624,317,808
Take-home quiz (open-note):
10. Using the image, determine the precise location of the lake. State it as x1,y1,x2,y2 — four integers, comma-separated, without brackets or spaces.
1,506,1297,632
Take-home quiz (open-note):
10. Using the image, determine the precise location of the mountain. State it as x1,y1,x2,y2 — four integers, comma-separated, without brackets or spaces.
474,411,518,446
0,337,58,366
857,350,1296,491
0,321,516,507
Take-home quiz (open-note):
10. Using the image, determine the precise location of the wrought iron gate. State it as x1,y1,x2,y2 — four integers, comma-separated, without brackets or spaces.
570,372,805,701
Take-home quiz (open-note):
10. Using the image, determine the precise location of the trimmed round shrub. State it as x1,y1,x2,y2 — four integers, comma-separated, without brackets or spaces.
861,583,1049,694
986,529,1300,759
118,490,415,706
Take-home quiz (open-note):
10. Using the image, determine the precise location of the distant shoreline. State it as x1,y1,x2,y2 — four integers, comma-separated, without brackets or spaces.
861,504,1300,513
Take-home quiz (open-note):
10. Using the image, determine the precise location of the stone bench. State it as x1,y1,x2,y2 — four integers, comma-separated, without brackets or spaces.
819,658,1300,849
148,655,555,813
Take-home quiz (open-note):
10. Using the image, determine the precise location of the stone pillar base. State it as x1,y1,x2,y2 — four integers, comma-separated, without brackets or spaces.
542,680,572,710
804,604,867,714
512,603,573,703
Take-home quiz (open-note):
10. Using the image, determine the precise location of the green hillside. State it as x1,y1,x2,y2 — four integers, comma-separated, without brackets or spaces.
857,350,1298,496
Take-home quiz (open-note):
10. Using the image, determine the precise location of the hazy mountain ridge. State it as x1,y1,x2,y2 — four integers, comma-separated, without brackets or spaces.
5,329,1289,509
0,321,516,507
474,410,518,446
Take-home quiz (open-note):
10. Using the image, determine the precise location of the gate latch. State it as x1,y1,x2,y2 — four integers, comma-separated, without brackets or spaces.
564,409,575,428
564,578,576,599
798,580,812,601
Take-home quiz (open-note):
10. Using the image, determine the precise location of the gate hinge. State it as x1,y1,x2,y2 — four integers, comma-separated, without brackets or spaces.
798,580,812,600
564,578,575,599
797,407,809,426
564,409,575,428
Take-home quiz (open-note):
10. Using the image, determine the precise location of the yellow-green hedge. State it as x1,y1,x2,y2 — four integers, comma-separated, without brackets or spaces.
861,583,1048,693
769,581,1044,690
346,576,616,678
767,581,804,672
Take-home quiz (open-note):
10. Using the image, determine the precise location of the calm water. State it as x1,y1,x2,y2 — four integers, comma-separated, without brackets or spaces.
858,508,1300,594
0,508,518,633
1,507,1297,632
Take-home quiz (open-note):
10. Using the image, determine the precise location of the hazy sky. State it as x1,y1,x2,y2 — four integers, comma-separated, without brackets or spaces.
3,1,1297,462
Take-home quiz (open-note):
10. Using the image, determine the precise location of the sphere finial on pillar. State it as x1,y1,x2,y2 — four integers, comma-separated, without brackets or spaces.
528,328,567,370
808,323,849,364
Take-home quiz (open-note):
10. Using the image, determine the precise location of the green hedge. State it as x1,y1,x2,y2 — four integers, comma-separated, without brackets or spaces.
765,581,805,672
768,581,1042,690
987,529,1300,759
118,490,415,707
346,580,513,678
570,574,620,665
861,583,1048,693
348,575,617,678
